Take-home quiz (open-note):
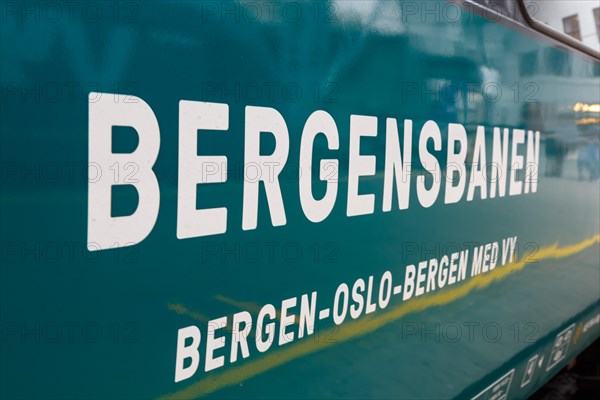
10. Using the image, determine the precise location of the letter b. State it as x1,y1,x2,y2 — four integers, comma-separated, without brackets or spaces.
174,325,201,382
88,93,160,251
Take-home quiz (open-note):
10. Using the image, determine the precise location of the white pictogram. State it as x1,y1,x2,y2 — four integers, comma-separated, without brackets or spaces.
521,355,539,387
547,324,576,371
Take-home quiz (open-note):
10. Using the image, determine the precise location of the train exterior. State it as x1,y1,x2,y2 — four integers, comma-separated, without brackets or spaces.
1,0,599,398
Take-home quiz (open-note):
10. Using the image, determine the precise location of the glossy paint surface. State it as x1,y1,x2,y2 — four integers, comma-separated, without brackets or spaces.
1,1,599,399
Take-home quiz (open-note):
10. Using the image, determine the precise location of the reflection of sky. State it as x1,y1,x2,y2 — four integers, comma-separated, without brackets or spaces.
334,0,406,34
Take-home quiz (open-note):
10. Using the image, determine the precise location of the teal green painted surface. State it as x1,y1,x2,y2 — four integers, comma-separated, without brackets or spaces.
1,1,599,399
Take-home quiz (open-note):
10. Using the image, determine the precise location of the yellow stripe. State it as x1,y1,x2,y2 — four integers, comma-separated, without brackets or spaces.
167,303,210,324
169,299,260,337
160,235,600,399
214,295,262,314
213,294,300,324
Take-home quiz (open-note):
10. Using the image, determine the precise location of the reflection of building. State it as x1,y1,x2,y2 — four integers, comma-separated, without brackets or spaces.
513,0,600,144
532,0,600,52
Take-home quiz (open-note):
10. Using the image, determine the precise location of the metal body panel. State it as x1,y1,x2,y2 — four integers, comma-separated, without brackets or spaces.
1,1,599,399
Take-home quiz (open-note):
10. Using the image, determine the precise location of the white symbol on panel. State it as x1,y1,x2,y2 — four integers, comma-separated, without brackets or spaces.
547,324,576,371
471,369,515,400
521,354,539,388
